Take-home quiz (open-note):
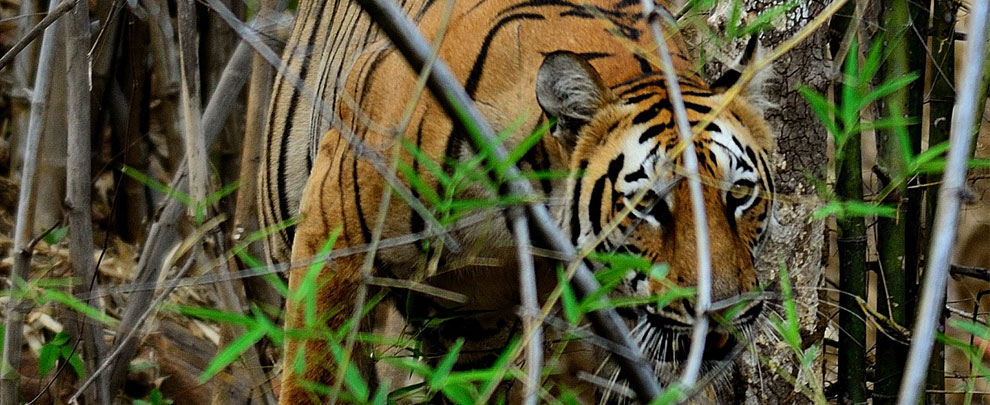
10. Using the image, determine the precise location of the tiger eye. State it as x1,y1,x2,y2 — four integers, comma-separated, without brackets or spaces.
729,183,750,200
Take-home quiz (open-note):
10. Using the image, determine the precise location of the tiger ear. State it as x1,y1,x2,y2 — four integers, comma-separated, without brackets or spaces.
536,51,614,149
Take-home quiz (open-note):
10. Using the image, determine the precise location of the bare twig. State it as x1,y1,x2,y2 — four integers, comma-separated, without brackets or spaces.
0,1,63,402
347,0,662,401
950,264,990,282
0,0,76,71
897,1,990,403
639,2,712,391
64,0,109,402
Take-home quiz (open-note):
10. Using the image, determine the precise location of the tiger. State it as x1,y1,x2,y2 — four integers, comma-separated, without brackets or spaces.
258,0,776,403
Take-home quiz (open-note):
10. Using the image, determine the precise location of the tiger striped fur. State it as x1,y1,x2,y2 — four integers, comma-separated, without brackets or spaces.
258,0,776,403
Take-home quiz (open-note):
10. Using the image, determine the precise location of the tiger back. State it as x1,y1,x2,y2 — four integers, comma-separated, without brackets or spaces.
260,0,776,403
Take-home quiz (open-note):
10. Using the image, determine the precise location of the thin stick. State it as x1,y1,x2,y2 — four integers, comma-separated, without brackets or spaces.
0,0,76,71
64,0,109,402
0,1,63,402
510,206,542,405
897,1,990,403
639,2,712,390
347,0,662,401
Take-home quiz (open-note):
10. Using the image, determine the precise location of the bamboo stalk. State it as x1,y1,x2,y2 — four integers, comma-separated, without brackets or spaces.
897,1,989,403
924,1,958,402
64,0,110,403
874,1,925,402
830,1,868,402
0,1,63,402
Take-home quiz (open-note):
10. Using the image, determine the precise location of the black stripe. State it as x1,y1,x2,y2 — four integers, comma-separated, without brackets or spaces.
571,160,588,243
623,166,647,183
632,98,672,125
589,175,606,236
464,13,545,97
683,101,711,114
638,121,672,143
625,93,653,104
411,120,427,250
758,153,774,195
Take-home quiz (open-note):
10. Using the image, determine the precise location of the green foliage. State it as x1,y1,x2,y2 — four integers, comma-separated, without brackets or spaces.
133,388,174,405
38,332,84,379
43,226,68,245
800,39,922,220
168,304,283,382
767,263,827,405
119,164,240,224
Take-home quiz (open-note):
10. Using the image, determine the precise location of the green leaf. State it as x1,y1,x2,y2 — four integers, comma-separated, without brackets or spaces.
39,343,59,377
39,290,117,326
65,347,85,378
430,339,464,390
294,227,342,326
949,319,990,340
503,120,552,171
199,326,266,381
171,304,254,326
839,41,860,133
328,341,371,401
51,331,70,346
859,73,920,109
119,165,192,206
44,226,68,245
813,200,898,220
440,382,477,405
558,268,581,324
738,0,799,36
797,86,840,138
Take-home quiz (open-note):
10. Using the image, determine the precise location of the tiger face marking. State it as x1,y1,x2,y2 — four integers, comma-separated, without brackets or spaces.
537,51,775,392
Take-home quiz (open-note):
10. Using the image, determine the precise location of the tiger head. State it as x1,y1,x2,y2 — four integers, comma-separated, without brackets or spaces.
536,51,775,388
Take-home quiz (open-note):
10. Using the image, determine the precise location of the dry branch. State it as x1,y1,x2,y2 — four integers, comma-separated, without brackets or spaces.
0,1,63,402
897,1,990,403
